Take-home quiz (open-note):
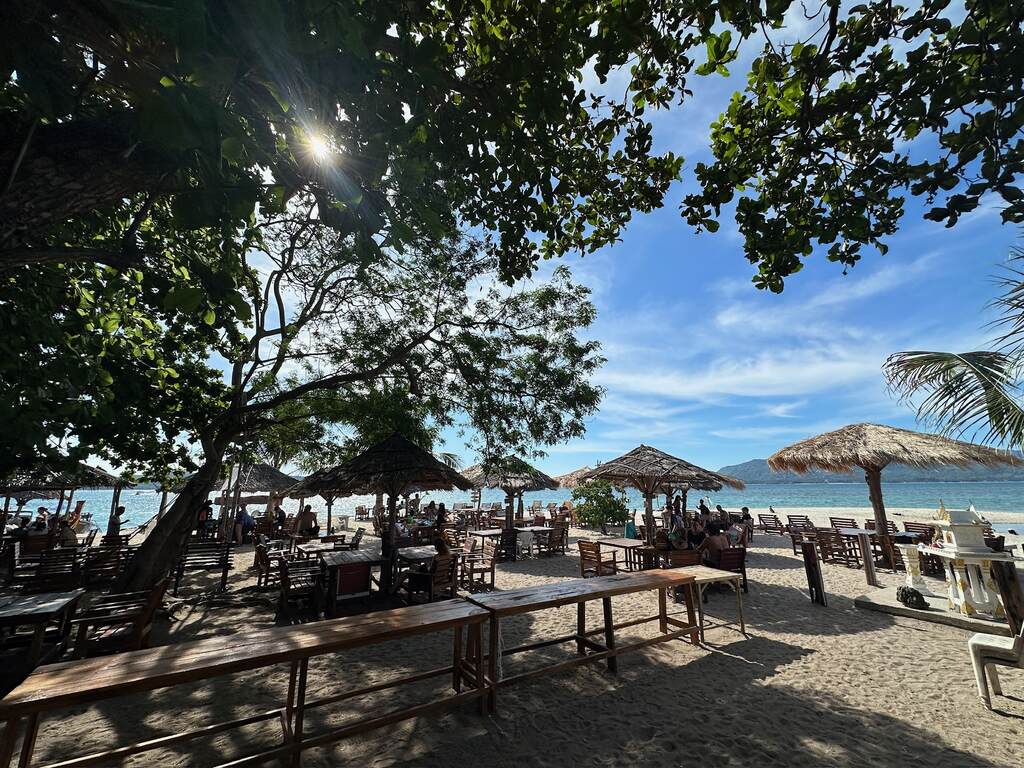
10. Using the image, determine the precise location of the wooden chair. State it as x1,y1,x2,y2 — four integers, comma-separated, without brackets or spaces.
278,558,321,620
758,514,786,535
969,564,1024,710
659,550,701,567
17,549,81,593
863,519,899,535
398,553,458,604
549,522,569,554
173,542,233,596
496,529,518,562
717,547,748,593
83,546,129,588
532,528,557,556
817,529,860,568
72,579,169,658
828,517,856,530
462,539,497,590
334,528,365,550
578,541,617,577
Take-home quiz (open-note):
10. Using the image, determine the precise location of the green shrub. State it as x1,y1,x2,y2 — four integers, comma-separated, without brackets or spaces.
571,479,630,534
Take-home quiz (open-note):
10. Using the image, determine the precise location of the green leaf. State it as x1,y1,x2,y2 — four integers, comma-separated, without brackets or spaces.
163,286,205,313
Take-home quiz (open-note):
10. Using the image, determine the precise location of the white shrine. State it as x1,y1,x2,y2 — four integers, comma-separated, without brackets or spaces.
902,503,1017,619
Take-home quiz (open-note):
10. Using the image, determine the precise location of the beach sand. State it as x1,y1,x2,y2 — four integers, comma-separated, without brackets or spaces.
18,509,1024,767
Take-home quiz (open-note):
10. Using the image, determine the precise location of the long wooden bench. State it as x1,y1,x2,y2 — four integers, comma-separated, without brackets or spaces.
0,599,487,768
465,569,700,712
172,542,233,595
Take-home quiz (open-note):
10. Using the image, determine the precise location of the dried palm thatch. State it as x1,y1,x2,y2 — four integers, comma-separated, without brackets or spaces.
172,462,297,494
768,423,1021,570
1,462,124,492
767,423,1021,474
463,457,560,494
553,466,592,489
583,445,744,544
583,445,745,494
289,433,472,499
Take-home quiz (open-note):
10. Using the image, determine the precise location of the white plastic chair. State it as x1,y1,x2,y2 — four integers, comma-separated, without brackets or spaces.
969,623,1024,708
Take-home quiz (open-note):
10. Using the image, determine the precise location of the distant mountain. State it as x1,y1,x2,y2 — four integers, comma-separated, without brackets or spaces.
718,458,1024,484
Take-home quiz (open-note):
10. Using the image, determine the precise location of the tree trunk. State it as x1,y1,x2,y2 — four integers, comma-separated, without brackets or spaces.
116,453,224,591
644,493,655,546
864,466,895,571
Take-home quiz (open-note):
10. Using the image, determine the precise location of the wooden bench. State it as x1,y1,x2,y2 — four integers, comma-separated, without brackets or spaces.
0,599,487,768
465,570,700,712
172,542,234,596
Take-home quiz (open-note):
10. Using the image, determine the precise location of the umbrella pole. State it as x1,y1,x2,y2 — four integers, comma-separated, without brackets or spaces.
326,496,334,534
865,466,895,572
681,486,689,518
382,493,398,593
644,492,655,546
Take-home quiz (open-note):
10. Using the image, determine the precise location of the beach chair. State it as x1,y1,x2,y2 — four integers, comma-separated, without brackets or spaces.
787,515,814,531
758,514,786,536
578,541,617,577
970,583,1024,708
829,517,857,530
71,579,169,658
863,519,899,535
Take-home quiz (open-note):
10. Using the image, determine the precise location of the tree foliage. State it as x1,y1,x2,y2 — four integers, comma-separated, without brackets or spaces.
571,479,630,533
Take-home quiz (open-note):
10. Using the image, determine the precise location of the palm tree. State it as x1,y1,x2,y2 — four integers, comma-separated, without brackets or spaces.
884,247,1024,447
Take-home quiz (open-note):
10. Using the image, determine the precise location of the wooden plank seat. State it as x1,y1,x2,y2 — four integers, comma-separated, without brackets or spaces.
0,600,488,768
465,570,700,712
757,514,786,535
14,550,81,594
172,543,233,596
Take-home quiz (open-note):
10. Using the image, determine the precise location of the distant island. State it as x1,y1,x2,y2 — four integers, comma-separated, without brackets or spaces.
718,458,1024,484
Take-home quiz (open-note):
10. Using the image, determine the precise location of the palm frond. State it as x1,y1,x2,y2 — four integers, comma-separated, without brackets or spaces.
884,350,1024,449
990,245,1024,354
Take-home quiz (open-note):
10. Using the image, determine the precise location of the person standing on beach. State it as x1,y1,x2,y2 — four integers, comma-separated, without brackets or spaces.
106,505,126,537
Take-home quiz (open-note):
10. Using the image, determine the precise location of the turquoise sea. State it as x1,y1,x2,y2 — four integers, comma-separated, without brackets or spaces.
16,481,1024,535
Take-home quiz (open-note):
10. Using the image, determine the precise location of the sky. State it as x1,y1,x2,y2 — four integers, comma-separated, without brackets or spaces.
437,6,1020,476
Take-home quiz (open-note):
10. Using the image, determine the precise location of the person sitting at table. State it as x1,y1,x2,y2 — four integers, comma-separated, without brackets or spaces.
58,517,79,547
698,523,730,567
30,507,49,532
297,504,319,537
273,503,287,531
725,520,747,547
668,519,688,550
715,504,730,522
235,505,256,542
435,502,448,529
687,517,706,549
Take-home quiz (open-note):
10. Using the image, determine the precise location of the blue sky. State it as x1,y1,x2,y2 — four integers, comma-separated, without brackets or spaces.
439,9,1020,475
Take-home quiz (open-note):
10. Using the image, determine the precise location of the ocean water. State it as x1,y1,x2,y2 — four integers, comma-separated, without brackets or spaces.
12,481,1024,534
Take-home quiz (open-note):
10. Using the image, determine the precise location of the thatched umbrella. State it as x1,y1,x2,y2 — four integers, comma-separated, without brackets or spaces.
583,446,745,544
554,466,592,489
291,434,472,591
463,457,560,527
2,462,126,519
767,423,1022,567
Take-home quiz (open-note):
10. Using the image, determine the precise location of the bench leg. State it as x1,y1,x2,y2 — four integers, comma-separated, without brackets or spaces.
575,603,586,655
0,718,23,768
472,623,487,715
452,625,463,693
686,583,699,645
486,618,500,714
658,588,668,634
602,597,617,674
735,578,747,636
290,659,308,767
17,715,37,768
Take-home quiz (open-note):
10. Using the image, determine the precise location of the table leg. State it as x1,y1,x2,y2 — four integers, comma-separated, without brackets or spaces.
576,603,586,655
735,577,746,636
658,588,668,634
27,624,44,668
487,618,500,713
602,597,617,673
452,625,463,693
0,718,23,768
697,586,706,644
290,658,308,768
472,623,487,715
16,714,37,768
686,583,699,645
326,566,337,618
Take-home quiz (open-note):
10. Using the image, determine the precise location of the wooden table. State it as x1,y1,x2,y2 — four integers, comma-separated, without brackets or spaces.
319,551,385,616
466,570,699,712
296,542,335,558
0,600,488,768
0,590,84,668
468,529,503,539
597,538,645,571
397,546,438,565
673,565,747,643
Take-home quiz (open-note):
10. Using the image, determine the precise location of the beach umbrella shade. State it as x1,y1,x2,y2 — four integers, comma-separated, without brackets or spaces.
463,457,560,527
289,433,472,591
1,461,128,520
583,446,745,544
767,423,1021,567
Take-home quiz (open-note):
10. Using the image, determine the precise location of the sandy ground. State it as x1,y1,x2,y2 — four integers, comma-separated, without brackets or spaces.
15,509,1024,768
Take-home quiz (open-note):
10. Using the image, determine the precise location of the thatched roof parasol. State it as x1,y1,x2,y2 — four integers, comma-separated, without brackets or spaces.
234,463,297,493
583,445,744,544
289,434,472,499
463,457,560,494
767,423,1020,474
584,445,745,494
767,423,1021,569
553,466,592,489
1,462,124,493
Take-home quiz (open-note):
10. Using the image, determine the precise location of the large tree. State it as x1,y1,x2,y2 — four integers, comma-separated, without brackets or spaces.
120,199,602,588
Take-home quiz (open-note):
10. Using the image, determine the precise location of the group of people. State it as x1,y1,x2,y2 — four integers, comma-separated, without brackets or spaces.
654,497,753,566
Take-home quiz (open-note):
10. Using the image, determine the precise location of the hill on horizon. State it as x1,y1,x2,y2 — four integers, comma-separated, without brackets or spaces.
718,458,1024,484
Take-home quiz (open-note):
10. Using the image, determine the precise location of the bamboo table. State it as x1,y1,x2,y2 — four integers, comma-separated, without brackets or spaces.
465,570,699,712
